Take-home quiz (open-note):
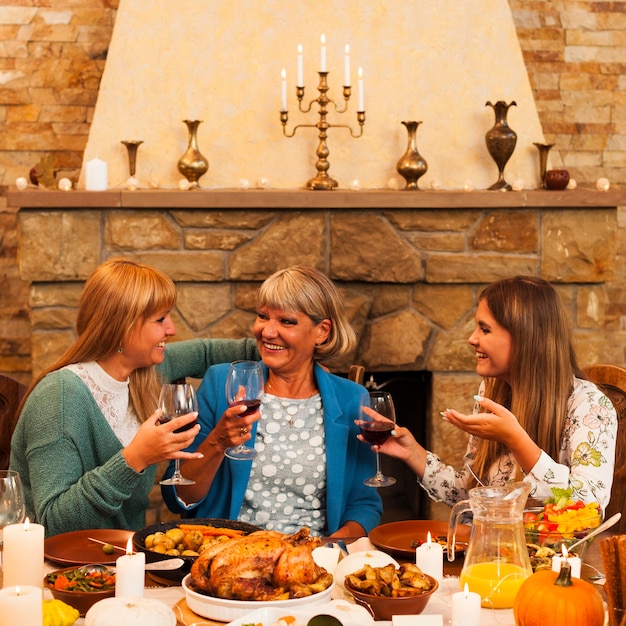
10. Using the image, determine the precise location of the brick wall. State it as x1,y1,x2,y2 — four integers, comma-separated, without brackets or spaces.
2,1,626,381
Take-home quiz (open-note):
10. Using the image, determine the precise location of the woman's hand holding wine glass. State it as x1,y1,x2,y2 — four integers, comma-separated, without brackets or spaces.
159,383,199,486
358,391,397,487
225,360,264,461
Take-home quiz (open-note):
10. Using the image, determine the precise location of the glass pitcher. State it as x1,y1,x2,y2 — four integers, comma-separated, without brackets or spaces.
447,481,533,609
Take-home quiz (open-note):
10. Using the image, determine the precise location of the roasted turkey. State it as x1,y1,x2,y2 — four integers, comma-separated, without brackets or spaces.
189,527,333,600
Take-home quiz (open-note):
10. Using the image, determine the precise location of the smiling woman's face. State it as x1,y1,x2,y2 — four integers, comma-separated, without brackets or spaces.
253,306,330,376
467,299,513,382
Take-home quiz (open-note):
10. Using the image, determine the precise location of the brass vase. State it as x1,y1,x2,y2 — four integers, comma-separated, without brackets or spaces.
485,101,517,190
177,120,209,188
121,140,143,177
533,142,555,189
396,121,428,190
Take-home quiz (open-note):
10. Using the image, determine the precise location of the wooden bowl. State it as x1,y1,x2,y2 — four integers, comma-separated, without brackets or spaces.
344,573,438,620
44,565,116,616
545,169,570,190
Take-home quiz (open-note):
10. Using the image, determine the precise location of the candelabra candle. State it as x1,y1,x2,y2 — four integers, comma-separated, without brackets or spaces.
280,41,366,191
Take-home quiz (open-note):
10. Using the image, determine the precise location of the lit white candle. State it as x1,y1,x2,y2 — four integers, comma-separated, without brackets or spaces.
414,531,443,584
2,518,45,588
357,66,364,110
0,585,42,626
320,33,326,72
552,544,581,578
115,537,145,598
344,44,350,86
281,68,287,111
451,583,481,626
297,44,304,87
85,156,108,191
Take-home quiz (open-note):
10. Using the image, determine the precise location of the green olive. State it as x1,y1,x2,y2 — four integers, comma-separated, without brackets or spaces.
101,543,115,555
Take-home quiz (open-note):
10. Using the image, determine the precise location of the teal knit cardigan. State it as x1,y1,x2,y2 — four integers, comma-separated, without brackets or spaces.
10,338,258,537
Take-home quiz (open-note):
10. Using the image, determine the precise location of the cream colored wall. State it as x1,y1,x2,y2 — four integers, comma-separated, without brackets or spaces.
83,0,545,191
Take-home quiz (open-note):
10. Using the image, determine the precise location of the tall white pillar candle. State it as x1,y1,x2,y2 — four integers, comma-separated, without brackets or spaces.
357,67,364,110
115,538,145,598
0,585,42,626
2,519,45,588
320,33,326,72
415,532,443,584
451,583,481,626
85,156,108,190
344,44,350,86
297,44,303,87
281,68,287,111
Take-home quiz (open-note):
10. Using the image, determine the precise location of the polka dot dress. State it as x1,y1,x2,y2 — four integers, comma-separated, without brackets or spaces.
238,392,327,535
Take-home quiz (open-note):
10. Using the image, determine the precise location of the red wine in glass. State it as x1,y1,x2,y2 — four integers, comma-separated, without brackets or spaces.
225,360,264,461
158,383,198,486
359,390,397,487
359,421,395,446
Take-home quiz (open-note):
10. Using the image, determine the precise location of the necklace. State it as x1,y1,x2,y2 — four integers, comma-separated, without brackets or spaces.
266,377,317,427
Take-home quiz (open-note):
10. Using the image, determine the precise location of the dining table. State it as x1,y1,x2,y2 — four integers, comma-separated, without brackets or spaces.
41,530,612,626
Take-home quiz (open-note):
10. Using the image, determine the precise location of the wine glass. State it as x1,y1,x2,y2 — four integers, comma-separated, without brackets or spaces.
359,390,397,487
0,470,25,550
224,360,264,461
158,383,198,486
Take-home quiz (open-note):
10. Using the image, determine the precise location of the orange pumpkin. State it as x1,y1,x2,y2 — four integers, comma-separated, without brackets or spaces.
513,562,605,626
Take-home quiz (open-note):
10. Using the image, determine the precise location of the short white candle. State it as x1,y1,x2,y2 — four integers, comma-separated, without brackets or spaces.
0,585,42,626
85,156,108,191
357,67,364,111
115,538,145,598
344,44,350,86
297,44,304,87
320,33,326,72
415,531,443,584
2,518,45,588
281,68,287,112
552,545,581,578
451,583,481,626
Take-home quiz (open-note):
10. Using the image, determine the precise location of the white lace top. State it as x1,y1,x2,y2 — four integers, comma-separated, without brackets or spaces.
64,361,141,447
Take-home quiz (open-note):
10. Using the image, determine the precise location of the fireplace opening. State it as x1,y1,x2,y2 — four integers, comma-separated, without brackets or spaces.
352,370,432,523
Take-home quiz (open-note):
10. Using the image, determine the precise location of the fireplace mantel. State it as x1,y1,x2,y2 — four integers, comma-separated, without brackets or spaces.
8,187,626,210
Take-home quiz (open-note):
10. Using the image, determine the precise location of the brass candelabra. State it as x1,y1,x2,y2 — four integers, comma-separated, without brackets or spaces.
280,71,365,190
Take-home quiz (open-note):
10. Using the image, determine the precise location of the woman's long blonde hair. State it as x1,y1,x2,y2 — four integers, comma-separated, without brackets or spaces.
470,276,583,485
20,258,177,422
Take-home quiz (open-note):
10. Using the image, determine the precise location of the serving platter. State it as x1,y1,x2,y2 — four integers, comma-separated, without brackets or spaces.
44,528,134,566
368,519,471,559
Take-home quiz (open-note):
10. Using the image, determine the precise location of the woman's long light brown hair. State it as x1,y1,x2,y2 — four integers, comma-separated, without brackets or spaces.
19,258,177,422
470,276,583,486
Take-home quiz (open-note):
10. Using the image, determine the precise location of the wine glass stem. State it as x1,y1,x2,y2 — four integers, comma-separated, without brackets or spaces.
375,451,384,478
173,460,182,477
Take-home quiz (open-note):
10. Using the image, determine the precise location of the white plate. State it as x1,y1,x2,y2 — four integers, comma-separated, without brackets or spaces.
182,574,334,622
226,600,374,626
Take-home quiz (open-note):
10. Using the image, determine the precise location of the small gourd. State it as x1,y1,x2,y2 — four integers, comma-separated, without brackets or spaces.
85,597,175,626
513,561,605,626
43,599,80,626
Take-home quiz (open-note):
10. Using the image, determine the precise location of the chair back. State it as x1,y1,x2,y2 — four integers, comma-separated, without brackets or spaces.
0,374,27,470
583,364,626,532
348,364,365,385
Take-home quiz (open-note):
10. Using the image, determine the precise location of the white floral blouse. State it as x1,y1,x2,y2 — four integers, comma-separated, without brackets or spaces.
420,377,617,511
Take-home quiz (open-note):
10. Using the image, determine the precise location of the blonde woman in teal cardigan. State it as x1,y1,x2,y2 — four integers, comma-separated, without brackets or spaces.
10,258,257,537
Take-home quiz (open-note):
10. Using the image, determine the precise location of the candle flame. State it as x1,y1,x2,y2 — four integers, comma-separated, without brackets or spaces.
298,44,302,53
24,517,30,530
320,33,326,45
281,68,286,79
15,585,21,595
464,583,470,594
345,44,350,54
126,537,134,555
426,531,432,543
560,543,569,558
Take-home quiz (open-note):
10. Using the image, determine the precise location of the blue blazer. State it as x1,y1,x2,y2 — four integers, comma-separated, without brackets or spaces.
162,362,382,535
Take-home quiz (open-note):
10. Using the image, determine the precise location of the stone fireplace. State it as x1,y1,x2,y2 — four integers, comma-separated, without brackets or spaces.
9,186,626,520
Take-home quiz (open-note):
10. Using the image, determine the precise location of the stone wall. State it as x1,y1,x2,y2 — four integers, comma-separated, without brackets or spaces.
14,190,626,520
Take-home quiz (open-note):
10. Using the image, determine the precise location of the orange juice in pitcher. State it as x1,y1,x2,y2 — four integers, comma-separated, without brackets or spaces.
448,482,533,609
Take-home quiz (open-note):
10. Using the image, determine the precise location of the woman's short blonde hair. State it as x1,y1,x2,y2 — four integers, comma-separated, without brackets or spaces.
257,266,356,362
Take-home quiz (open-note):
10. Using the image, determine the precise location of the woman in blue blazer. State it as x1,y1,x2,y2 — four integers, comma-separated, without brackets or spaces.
162,266,382,537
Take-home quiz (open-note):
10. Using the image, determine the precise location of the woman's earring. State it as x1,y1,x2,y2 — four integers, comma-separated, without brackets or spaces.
117,346,123,354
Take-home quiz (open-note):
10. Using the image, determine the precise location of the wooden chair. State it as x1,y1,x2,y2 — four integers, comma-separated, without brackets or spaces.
348,364,365,385
0,374,27,470
583,363,626,532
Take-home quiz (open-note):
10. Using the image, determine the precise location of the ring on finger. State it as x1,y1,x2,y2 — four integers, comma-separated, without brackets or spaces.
240,427,248,436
